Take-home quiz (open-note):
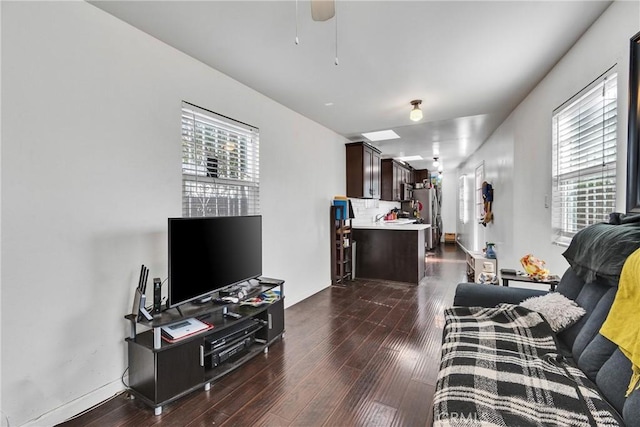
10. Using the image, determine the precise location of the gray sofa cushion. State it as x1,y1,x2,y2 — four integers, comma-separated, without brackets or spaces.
557,279,611,350
624,389,640,427
452,282,546,307
572,286,617,360
556,267,584,300
578,334,617,381
597,349,633,416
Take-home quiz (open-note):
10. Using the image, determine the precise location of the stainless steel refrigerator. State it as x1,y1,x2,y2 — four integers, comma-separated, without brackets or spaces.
403,187,442,250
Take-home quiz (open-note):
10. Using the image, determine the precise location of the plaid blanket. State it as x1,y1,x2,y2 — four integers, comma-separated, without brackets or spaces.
433,304,623,426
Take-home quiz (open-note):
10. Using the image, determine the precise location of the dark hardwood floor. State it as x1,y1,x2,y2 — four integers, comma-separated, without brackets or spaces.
59,244,466,427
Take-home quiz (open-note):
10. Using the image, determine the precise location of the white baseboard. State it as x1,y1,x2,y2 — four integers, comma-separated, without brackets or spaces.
21,379,125,427
456,241,472,254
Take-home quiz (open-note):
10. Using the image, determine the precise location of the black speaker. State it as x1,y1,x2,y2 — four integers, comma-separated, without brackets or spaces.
153,278,162,314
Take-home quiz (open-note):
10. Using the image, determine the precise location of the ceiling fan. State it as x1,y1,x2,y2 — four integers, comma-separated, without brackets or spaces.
311,0,335,22
295,0,338,64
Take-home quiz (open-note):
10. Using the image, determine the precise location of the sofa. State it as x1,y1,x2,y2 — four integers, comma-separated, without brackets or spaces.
433,219,640,426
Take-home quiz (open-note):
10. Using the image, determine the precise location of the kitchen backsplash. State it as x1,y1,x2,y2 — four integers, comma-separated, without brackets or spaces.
349,198,400,225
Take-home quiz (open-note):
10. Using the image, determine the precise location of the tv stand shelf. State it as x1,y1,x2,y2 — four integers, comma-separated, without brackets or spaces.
124,279,285,415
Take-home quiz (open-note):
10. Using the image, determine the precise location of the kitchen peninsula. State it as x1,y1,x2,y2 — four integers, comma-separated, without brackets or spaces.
352,221,431,284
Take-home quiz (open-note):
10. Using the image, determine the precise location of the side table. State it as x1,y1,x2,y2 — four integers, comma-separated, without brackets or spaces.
501,272,560,291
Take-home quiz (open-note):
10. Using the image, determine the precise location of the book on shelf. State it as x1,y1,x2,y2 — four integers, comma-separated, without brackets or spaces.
161,318,213,343
239,290,281,307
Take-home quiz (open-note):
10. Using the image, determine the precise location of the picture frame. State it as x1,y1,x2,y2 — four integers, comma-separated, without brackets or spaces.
626,31,640,213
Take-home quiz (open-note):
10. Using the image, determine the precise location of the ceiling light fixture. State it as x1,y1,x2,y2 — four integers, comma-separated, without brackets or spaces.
409,100,423,122
433,157,440,168
311,0,335,21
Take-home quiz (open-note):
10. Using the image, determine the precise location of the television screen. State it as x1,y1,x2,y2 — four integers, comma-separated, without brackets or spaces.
168,215,262,308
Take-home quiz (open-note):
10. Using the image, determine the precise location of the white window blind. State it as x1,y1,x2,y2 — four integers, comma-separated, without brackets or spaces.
552,71,617,245
181,102,260,217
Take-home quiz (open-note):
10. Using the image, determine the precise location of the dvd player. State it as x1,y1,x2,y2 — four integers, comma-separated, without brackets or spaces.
205,318,265,368
208,336,254,368
205,318,265,351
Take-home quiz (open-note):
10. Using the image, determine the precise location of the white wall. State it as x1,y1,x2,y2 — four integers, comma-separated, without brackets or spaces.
457,119,515,255
456,1,638,274
0,2,345,426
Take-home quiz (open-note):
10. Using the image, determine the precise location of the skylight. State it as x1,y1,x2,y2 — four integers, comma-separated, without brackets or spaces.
395,155,423,162
362,130,400,142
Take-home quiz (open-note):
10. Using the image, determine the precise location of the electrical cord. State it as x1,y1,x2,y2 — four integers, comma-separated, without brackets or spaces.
121,366,129,388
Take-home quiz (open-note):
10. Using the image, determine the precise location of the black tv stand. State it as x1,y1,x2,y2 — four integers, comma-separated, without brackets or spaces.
124,279,285,415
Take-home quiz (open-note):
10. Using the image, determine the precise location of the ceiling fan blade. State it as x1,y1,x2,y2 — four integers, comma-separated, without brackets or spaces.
311,0,335,21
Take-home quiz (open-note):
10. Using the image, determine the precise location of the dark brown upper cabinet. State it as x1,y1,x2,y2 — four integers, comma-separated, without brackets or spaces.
414,169,430,185
381,159,414,201
346,142,381,199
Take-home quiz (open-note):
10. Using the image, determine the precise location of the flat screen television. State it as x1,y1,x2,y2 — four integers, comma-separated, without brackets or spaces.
168,215,262,308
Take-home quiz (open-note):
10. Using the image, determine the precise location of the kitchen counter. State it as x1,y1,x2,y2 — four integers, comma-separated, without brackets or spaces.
352,222,429,284
352,220,431,231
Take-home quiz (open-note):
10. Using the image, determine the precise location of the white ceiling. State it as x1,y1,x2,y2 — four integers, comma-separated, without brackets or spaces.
89,0,611,171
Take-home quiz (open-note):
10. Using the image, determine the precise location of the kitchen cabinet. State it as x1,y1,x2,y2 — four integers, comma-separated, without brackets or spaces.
351,223,430,284
381,159,414,201
404,167,414,188
414,169,429,185
395,162,402,200
382,160,396,201
346,142,381,199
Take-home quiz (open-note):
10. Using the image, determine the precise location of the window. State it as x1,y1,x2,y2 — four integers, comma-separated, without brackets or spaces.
181,102,260,217
552,71,617,245
473,163,485,250
475,164,484,222
459,175,468,224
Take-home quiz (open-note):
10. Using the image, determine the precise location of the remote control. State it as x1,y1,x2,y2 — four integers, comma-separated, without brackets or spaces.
224,312,242,319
